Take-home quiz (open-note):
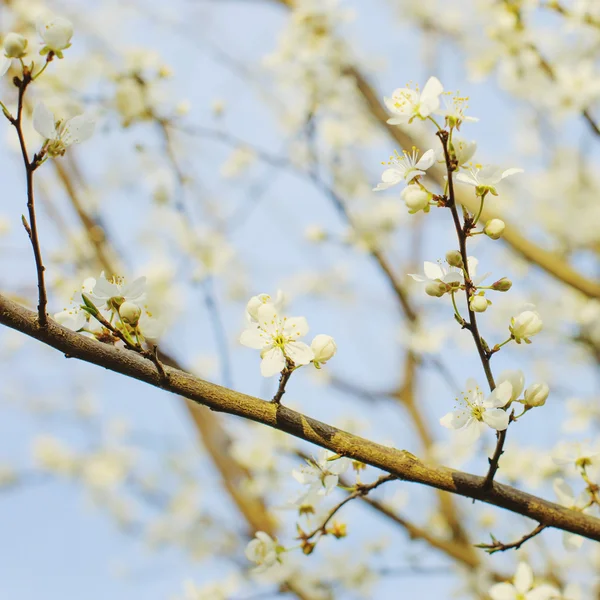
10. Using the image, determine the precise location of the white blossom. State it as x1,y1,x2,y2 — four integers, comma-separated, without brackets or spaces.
119,301,142,325
33,102,95,158
0,33,27,74
54,276,97,331
488,562,559,600
245,532,280,573
292,449,350,496
373,148,435,191
436,92,479,127
240,302,314,377
553,441,600,469
524,383,550,407
246,291,286,322
484,218,506,239
470,295,490,313
456,164,523,195
553,478,590,550
440,379,512,444
401,184,432,214
37,15,73,58
510,306,543,343
409,256,485,295
310,334,337,367
89,272,147,312
384,76,444,124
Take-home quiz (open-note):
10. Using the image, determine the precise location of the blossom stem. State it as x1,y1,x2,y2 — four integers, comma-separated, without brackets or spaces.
32,57,51,81
490,337,513,355
451,291,464,326
427,115,444,131
272,359,295,405
472,192,487,227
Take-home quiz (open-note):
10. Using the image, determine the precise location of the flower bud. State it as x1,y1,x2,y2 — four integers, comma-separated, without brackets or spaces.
469,295,489,313
491,277,512,292
311,334,337,367
484,218,505,240
401,185,431,214
3,33,27,58
510,307,543,344
524,383,549,407
37,16,74,58
445,250,463,268
425,281,446,297
119,301,141,326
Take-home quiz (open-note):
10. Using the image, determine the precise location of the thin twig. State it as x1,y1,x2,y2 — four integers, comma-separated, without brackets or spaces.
299,474,396,544
272,360,294,404
11,70,48,326
475,523,547,554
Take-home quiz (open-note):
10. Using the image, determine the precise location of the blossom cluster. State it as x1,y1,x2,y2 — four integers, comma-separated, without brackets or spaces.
55,272,154,345
440,371,549,444
239,292,336,377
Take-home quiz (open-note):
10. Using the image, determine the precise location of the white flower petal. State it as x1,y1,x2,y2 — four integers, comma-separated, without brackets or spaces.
455,172,478,187
421,76,444,101
484,381,513,408
440,409,470,430
496,370,525,401
381,167,404,184
33,102,56,140
285,341,314,366
62,115,95,145
415,148,436,170
562,531,584,552
482,408,509,431
260,347,286,377
514,562,533,594
0,56,11,77
456,419,483,444
489,583,518,600
553,478,575,507
501,168,524,180
283,316,309,338
239,327,267,350
423,261,443,280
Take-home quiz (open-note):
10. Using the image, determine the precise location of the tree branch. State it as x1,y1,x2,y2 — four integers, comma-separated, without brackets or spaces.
2,294,600,544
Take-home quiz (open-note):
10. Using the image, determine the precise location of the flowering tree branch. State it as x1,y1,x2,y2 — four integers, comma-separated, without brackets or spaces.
2,294,600,545
342,64,600,300
436,129,508,491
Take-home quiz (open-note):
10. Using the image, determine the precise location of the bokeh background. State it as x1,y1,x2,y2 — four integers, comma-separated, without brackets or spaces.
1,0,599,598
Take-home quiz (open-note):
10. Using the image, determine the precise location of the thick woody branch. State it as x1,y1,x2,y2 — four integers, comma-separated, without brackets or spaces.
2,294,600,544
